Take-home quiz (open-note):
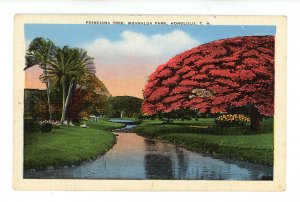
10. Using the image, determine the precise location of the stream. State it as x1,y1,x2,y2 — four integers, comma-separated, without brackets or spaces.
24,123,273,180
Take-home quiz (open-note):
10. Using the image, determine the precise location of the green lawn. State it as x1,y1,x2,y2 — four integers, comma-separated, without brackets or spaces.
24,120,125,169
87,119,125,131
134,118,274,166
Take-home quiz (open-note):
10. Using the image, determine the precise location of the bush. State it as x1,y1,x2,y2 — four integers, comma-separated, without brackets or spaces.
162,119,174,124
40,123,53,133
132,119,143,125
180,116,192,121
39,120,61,133
215,114,250,127
81,117,89,122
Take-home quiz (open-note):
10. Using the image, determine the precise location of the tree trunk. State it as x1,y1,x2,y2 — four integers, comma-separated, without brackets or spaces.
120,110,124,119
60,81,66,124
43,65,52,120
249,105,261,131
61,79,74,124
166,113,171,123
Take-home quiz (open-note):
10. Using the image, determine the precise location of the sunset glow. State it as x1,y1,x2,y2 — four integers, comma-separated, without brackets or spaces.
25,24,275,98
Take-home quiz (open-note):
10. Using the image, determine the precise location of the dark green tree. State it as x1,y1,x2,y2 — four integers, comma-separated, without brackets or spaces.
109,96,143,118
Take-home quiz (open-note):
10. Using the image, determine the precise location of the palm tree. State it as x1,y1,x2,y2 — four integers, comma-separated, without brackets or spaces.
45,46,95,124
25,37,56,120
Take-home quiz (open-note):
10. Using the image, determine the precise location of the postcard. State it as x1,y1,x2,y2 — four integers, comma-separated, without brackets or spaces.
13,15,286,191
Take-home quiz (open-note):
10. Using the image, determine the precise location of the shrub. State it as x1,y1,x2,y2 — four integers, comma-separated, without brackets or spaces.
215,114,250,127
185,116,192,121
162,119,174,124
132,119,143,125
180,116,192,121
81,117,89,122
39,120,61,133
40,123,53,133
79,111,90,122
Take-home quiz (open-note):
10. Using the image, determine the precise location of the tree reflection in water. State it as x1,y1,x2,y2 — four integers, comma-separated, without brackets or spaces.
174,147,188,179
24,133,273,180
143,138,191,179
142,137,272,180
144,139,172,179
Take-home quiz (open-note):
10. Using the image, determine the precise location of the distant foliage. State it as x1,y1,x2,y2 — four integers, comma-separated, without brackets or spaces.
142,36,274,119
109,96,143,118
215,114,250,127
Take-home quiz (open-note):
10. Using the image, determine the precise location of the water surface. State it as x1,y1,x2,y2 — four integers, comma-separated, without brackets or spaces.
24,132,273,180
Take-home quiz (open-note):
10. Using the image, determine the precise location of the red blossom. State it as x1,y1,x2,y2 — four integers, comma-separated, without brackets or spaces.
162,75,180,85
148,87,170,102
199,64,215,73
215,78,239,87
163,94,185,104
184,97,204,108
192,74,208,80
170,86,193,95
179,80,199,86
238,70,256,80
142,35,274,117
209,69,232,77
177,66,193,74
182,70,197,78
156,68,172,78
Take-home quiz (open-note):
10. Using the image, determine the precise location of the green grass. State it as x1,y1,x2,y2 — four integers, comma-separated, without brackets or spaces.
139,118,215,126
87,119,125,131
134,118,274,166
24,120,125,169
109,117,137,121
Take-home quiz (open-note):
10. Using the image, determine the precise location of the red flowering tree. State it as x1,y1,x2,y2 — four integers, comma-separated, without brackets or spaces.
142,36,274,130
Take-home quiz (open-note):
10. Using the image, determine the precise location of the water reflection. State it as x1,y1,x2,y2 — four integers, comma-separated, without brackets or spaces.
175,147,189,179
144,154,173,179
24,133,273,180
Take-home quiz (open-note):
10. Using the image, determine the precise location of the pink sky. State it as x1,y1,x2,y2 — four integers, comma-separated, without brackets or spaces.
25,30,200,98
25,65,150,98
25,66,45,90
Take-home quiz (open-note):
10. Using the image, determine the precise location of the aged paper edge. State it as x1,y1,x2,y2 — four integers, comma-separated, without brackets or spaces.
13,14,287,191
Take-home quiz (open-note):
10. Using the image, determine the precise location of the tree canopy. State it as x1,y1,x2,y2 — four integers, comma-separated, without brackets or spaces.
142,36,274,129
109,96,143,118
68,75,111,123
25,37,57,120
25,37,110,124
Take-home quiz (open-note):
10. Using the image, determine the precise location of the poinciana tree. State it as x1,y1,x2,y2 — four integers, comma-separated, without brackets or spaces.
142,36,274,130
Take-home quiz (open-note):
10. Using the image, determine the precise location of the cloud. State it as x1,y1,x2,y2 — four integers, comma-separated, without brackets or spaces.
83,30,200,97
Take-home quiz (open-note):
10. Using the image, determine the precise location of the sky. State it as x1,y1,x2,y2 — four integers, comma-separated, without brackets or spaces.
24,24,276,98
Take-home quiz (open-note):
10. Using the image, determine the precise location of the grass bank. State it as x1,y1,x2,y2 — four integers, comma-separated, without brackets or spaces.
134,118,273,166
24,120,125,169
